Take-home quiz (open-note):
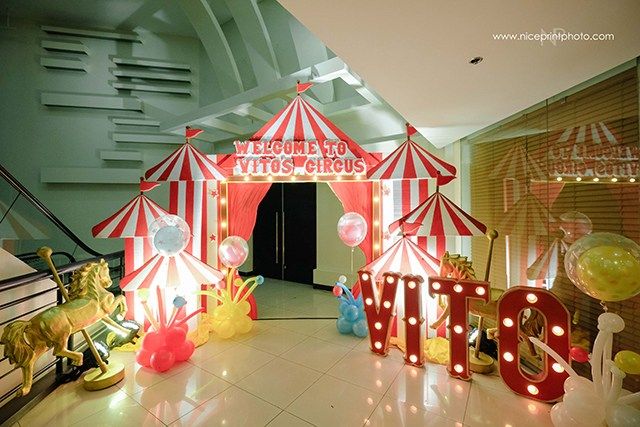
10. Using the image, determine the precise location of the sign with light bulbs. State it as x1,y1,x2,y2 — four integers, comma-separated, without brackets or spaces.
233,140,367,177
358,270,571,402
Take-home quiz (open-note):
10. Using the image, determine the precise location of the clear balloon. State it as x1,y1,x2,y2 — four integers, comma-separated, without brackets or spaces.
337,212,367,248
564,232,640,302
218,236,249,268
559,211,592,244
149,215,191,256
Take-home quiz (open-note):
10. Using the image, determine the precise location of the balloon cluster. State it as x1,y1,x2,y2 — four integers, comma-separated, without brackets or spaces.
333,275,368,338
531,232,640,427
136,293,201,372
200,236,262,339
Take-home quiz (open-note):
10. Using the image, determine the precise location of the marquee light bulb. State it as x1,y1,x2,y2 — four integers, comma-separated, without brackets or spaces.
220,221,227,228
361,273,369,281
374,341,382,349
220,198,226,205
552,326,565,336
453,284,463,293
503,318,514,327
383,301,391,309
576,176,582,182
386,276,395,284
611,177,618,182
432,282,441,290
527,384,539,395
409,354,418,363
365,297,373,305
243,176,250,181
552,363,564,373
373,243,380,250
453,364,464,373
407,281,416,289
475,286,486,296
526,293,538,304
593,177,600,182
374,322,382,330
630,178,636,183
556,176,562,181
373,196,380,203
453,325,464,334
408,317,417,325
503,352,515,362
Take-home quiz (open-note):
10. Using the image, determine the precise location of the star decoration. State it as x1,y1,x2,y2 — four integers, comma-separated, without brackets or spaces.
209,189,218,199
382,185,391,196
383,232,391,240
209,234,216,242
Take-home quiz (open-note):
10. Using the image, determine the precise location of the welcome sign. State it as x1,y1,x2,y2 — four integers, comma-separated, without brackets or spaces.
233,139,368,177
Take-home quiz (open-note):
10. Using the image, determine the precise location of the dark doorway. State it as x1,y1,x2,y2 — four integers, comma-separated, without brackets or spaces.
253,183,317,285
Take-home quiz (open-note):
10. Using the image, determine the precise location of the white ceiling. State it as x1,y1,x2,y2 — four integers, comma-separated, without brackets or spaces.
277,0,640,147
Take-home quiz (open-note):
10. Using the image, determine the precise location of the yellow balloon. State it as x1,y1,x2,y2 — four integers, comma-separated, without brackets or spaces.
238,300,251,315
614,350,640,375
576,245,640,301
236,315,253,334
215,319,236,339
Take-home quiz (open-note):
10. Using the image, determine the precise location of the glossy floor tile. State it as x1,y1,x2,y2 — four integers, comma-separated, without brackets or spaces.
18,284,555,427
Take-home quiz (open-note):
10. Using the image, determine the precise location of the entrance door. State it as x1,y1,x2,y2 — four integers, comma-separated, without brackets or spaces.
253,183,317,284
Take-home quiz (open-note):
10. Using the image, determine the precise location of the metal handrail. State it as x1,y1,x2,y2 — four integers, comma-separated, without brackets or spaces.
0,163,102,257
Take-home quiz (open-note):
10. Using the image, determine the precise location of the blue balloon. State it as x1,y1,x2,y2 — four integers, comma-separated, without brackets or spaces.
338,301,350,314
352,319,369,337
336,317,353,334
343,305,359,321
255,275,265,285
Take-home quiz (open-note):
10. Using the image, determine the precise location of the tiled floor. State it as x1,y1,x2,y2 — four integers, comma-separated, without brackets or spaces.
15,281,555,427
252,278,338,319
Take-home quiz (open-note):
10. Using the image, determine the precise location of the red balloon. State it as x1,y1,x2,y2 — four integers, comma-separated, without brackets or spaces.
166,326,187,347
177,323,189,333
142,331,164,352
333,286,343,297
570,346,590,363
175,340,195,362
135,348,152,367
150,348,175,372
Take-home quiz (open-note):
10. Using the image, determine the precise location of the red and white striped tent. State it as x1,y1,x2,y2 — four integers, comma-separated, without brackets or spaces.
489,144,546,181
362,236,440,284
388,189,487,237
497,192,556,236
366,138,457,184
92,194,169,238
248,95,379,168
120,250,224,292
527,237,566,281
145,142,229,182
556,122,619,146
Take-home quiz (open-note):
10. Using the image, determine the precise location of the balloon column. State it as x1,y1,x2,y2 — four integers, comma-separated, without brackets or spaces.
333,275,368,338
531,232,640,427
136,292,201,372
200,236,263,339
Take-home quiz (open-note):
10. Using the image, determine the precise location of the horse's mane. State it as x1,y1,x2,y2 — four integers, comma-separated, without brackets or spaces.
440,251,476,279
68,260,107,299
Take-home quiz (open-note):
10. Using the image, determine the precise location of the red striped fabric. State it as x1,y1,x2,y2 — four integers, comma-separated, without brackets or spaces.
367,139,457,183
92,194,169,238
362,236,440,284
389,191,487,237
145,143,228,182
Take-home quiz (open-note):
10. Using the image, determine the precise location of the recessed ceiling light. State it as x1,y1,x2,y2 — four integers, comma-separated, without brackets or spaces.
469,56,483,65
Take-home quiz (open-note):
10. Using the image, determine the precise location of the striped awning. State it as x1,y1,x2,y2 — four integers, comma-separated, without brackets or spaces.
92,194,169,238
557,122,618,146
145,143,229,182
366,139,457,183
389,190,487,236
497,192,555,236
490,144,546,181
120,250,224,292
250,95,378,167
527,237,567,281
362,236,440,283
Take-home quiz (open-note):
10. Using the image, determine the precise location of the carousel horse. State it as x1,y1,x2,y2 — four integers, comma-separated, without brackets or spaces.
0,259,127,396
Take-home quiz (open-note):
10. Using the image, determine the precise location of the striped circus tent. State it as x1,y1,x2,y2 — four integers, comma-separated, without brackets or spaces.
362,236,440,283
92,194,169,238
0,201,48,240
498,192,555,236
527,237,567,281
388,189,487,237
145,142,229,182
489,144,546,180
120,250,224,292
556,122,618,146
249,95,378,168
366,138,457,184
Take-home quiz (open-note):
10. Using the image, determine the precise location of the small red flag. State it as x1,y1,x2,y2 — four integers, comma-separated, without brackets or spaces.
185,127,204,139
296,82,313,94
406,123,418,138
140,179,161,193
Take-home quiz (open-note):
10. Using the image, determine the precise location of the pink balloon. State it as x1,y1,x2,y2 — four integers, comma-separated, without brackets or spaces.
175,340,195,362
218,236,249,268
570,346,589,363
337,212,367,247
333,285,343,297
151,348,175,372
166,327,187,348
141,331,163,352
135,348,152,367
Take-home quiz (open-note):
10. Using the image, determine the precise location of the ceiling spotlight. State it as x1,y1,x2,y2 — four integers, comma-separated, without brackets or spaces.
593,177,600,182
469,56,484,65
575,176,582,182
631,178,636,183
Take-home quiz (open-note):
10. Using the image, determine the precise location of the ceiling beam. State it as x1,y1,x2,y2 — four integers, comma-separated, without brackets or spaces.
179,0,243,97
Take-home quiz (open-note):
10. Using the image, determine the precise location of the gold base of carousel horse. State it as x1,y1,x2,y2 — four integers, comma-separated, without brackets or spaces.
83,361,125,390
